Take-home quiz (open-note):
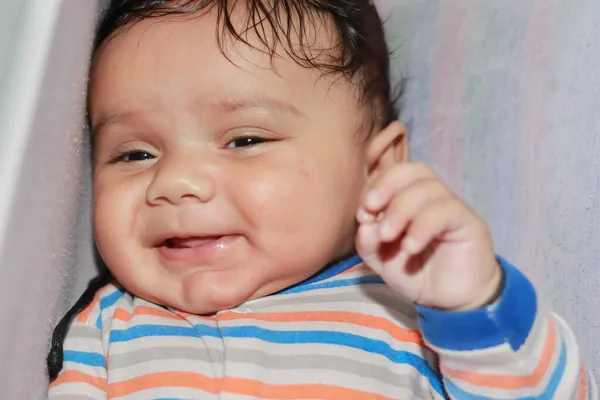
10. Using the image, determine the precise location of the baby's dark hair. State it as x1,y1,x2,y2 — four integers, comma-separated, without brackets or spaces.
48,0,397,382
94,0,398,124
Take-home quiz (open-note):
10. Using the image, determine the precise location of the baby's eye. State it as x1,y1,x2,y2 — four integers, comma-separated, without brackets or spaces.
226,136,269,149
112,150,156,163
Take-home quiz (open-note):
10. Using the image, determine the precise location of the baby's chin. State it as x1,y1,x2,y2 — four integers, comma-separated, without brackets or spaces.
175,294,253,315
121,256,325,315
162,275,294,315
134,290,241,316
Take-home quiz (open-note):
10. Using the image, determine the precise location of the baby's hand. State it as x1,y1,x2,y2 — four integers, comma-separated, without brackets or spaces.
356,124,502,311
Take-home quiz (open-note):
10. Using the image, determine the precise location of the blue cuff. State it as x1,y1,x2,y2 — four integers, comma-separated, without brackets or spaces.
416,256,537,351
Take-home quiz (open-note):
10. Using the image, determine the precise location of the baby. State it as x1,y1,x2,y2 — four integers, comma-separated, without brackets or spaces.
48,0,597,398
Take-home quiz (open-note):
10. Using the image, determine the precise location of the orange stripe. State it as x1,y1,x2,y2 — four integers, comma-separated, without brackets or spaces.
340,264,370,275
216,310,423,345
108,371,217,396
113,306,183,322
112,306,215,322
76,293,101,323
107,372,393,399
578,364,588,400
50,370,107,391
442,315,558,390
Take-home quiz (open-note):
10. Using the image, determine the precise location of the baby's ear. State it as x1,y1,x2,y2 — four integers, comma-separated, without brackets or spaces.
366,121,408,180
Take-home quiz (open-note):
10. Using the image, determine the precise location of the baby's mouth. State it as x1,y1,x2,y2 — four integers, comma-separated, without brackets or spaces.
163,237,222,249
155,235,237,265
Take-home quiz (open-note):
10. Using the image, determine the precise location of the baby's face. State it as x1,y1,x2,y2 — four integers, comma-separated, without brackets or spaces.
90,10,370,314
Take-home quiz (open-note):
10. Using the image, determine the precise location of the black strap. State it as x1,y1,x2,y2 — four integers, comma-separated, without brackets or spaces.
47,269,113,382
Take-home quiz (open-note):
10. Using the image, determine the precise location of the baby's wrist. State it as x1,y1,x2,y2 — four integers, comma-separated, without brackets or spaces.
449,262,504,311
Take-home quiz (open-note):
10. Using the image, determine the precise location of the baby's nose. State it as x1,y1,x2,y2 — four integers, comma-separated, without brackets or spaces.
146,158,217,206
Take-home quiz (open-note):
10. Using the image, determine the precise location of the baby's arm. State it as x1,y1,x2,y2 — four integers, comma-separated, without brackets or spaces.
355,138,597,399
48,294,107,399
418,257,598,399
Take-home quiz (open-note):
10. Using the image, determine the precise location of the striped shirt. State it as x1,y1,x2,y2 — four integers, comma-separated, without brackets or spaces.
49,255,597,399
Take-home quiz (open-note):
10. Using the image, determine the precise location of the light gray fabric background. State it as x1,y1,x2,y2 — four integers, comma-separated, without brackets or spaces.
0,0,597,398
378,0,600,384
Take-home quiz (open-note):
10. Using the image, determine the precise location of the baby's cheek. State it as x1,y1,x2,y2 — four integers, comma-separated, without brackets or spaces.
93,183,139,257
94,202,122,265
297,157,314,180
243,158,314,203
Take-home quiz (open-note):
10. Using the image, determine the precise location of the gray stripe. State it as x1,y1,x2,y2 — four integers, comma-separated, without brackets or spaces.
109,346,432,397
49,395,101,400
67,323,101,339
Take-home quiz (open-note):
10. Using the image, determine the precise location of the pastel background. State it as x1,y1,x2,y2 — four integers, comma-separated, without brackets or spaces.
377,0,600,383
0,0,597,398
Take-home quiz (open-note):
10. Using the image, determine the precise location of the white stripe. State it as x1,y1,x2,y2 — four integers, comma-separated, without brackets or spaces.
64,337,104,354
115,387,215,400
109,358,220,381
49,382,105,398
108,334,225,354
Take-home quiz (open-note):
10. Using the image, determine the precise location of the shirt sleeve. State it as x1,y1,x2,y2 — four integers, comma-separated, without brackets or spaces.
48,294,108,399
416,256,598,399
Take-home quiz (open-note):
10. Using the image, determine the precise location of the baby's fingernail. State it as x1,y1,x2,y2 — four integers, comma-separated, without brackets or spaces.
357,208,375,223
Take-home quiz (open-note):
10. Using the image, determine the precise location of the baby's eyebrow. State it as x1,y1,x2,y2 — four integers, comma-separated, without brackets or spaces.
212,96,307,119
91,96,306,135
91,110,149,135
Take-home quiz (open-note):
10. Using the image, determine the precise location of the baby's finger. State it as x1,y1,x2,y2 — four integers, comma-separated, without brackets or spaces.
356,222,384,274
364,162,436,213
400,198,465,255
356,206,377,224
378,178,450,242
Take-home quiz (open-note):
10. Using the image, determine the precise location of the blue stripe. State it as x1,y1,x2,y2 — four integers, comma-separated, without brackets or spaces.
100,289,126,310
96,289,126,329
445,339,567,399
110,325,199,342
286,254,363,288
109,323,444,396
63,350,105,368
278,275,385,295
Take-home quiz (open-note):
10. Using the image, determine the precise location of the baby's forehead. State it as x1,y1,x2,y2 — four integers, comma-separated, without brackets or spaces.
89,8,366,138
98,2,341,72
89,7,362,128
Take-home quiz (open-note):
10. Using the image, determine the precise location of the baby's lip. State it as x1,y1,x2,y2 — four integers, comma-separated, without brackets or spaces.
155,235,239,266
150,232,230,248
163,236,222,249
